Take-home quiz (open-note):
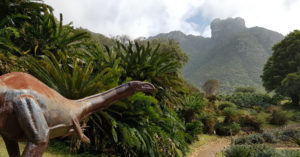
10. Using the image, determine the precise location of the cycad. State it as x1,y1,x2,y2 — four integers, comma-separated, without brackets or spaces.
103,41,188,108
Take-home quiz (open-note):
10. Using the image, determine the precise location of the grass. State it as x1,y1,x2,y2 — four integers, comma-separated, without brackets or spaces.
0,137,96,157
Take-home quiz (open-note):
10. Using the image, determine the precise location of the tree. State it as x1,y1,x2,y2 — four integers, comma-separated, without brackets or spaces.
202,79,219,95
261,30,300,105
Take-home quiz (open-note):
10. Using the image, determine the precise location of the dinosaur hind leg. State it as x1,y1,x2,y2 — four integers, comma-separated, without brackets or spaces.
3,136,20,157
13,95,49,157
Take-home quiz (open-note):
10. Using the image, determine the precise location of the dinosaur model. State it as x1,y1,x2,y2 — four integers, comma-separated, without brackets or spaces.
0,72,155,157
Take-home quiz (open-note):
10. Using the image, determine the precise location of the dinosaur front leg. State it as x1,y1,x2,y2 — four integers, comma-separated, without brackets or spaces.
13,95,49,157
3,136,20,157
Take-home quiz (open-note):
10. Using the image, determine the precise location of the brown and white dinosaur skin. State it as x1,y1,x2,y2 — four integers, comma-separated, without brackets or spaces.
0,72,155,157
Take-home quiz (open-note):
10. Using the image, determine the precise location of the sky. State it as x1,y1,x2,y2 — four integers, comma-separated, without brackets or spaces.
43,0,300,39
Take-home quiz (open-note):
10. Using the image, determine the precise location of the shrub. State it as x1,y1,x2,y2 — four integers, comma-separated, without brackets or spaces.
239,114,264,131
270,110,291,125
185,121,203,143
215,122,240,136
234,87,256,93
252,106,264,113
234,134,264,145
282,129,300,140
291,111,300,121
222,107,244,123
218,101,236,110
275,150,300,157
201,111,217,134
224,144,274,157
226,91,273,108
266,105,281,113
262,132,278,143
271,93,285,105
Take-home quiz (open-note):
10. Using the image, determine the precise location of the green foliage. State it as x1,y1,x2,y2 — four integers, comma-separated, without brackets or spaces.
239,114,264,131
262,132,278,143
226,143,300,157
291,111,300,122
282,129,300,141
98,41,189,108
200,110,217,134
275,150,300,157
215,122,240,136
185,121,203,143
262,30,300,105
234,87,256,93
179,94,206,122
226,89,273,108
234,134,265,145
178,93,207,142
224,144,280,157
222,107,244,123
269,110,291,125
219,101,236,110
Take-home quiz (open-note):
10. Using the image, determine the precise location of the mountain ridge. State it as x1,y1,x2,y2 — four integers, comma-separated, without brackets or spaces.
150,17,284,92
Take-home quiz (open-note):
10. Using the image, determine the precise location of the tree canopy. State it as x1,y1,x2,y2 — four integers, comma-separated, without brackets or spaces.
261,30,300,105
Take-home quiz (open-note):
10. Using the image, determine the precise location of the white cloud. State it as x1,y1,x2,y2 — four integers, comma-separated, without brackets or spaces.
44,0,203,39
197,0,300,36
44,0,300,38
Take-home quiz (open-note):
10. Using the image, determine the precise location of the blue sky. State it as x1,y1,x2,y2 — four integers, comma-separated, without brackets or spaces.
44,0,300,39
187,12,211,36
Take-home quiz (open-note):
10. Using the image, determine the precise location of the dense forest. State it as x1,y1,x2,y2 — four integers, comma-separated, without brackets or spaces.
0,0,299,157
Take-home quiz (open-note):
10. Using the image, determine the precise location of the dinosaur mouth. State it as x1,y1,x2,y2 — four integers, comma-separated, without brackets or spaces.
138,83,155,92
141,84,155,90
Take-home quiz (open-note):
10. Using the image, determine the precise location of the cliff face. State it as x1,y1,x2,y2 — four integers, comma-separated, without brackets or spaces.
151,17,284,92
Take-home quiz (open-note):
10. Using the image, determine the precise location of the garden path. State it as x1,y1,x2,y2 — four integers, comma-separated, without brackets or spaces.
189,137,231,157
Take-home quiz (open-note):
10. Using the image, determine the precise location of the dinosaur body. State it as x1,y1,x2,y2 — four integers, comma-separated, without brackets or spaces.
0,72,155,157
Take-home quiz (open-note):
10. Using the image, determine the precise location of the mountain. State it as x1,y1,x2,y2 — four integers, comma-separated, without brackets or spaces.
151,17,284,92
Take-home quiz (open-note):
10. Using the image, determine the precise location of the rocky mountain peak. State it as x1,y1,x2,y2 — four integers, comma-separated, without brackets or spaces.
211,17,246,39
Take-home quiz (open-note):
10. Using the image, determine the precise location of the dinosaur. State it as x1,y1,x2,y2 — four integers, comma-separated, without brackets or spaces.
0,72,155,157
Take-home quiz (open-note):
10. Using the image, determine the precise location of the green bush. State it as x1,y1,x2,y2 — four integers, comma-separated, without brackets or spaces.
262,132,278,143
275,150,300,157
266,105,281,114
281,129,300,141
234,134,265,145
270,94,285,105
239,114,264,131
218,101,236,110
224,144,274,157
225,144,300,157
270,111,291,125
201,111,217,134
291,111,300,121
185,121,203,143
222,107,244,123
215,122,240,136
226,90,273,108
234,87,256,93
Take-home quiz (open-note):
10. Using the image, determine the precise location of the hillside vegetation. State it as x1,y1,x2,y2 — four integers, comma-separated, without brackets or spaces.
152,17,284,92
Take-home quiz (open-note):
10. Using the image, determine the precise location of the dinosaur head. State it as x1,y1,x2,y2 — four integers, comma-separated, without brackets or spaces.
128,81,155,92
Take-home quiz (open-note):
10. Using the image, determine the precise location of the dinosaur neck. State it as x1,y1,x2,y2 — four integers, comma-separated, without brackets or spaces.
76,83,135,120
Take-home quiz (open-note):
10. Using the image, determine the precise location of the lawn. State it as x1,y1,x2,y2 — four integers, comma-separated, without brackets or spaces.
0,137,96,157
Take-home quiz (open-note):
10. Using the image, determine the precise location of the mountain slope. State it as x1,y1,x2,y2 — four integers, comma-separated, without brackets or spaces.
151,17,284,92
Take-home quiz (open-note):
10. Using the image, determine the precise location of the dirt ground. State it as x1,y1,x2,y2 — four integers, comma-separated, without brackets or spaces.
188,122,300,157
188,137,231,157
